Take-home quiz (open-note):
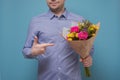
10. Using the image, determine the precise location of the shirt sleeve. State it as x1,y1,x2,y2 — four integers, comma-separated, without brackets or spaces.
22,18,40,59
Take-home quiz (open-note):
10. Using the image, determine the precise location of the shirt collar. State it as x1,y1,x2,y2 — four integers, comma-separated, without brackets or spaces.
47,8,69,20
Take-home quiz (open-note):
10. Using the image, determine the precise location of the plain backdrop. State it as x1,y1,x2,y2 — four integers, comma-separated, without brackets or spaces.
0,0,120,80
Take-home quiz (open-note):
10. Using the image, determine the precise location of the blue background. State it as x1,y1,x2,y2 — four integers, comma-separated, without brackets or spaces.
0,0,120,80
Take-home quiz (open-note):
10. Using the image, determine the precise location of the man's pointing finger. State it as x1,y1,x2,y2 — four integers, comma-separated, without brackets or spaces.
41,43,54,48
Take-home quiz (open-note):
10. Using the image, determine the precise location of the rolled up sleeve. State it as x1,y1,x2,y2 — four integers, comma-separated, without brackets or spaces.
22,18,39,59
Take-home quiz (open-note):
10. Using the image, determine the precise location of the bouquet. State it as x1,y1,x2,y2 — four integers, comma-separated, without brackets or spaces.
63,20,100,77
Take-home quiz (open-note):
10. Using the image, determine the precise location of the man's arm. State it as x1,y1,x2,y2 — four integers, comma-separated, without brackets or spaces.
22,18,38,59
22,18,54,59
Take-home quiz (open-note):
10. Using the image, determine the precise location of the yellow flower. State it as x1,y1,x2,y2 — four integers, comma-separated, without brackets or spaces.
89,27,94,31
91,24,99,30
92,34,96,37
67,32,75,38
81,23,84,26
67,33,71,38
94,26,99,30
75,33,78,38
67,38,72,41
89,24,94,28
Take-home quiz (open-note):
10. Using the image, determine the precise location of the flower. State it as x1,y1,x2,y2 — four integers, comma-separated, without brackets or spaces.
70,26,80,33
66,20,99,40
92,33,96,37
67,38,73,41
75,33,79,38
78,31,88,40
67,32,75,38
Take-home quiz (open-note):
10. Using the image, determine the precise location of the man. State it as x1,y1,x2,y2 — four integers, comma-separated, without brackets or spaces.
22,0,93,80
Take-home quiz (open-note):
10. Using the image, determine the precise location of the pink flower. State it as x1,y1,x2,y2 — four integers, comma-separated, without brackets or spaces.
78,31,88,40
70,26,79,33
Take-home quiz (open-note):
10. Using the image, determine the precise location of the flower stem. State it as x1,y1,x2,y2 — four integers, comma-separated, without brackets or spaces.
84,67,91,77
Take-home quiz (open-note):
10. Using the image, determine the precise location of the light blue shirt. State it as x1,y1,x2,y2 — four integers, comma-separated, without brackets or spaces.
22,9,94,80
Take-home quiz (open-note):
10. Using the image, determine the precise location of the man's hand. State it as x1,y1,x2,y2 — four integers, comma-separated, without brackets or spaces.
31,36,54,56
80,55,93,67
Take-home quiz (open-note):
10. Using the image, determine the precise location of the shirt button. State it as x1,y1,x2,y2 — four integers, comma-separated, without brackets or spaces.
58,78,61,80
58,67,61,70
